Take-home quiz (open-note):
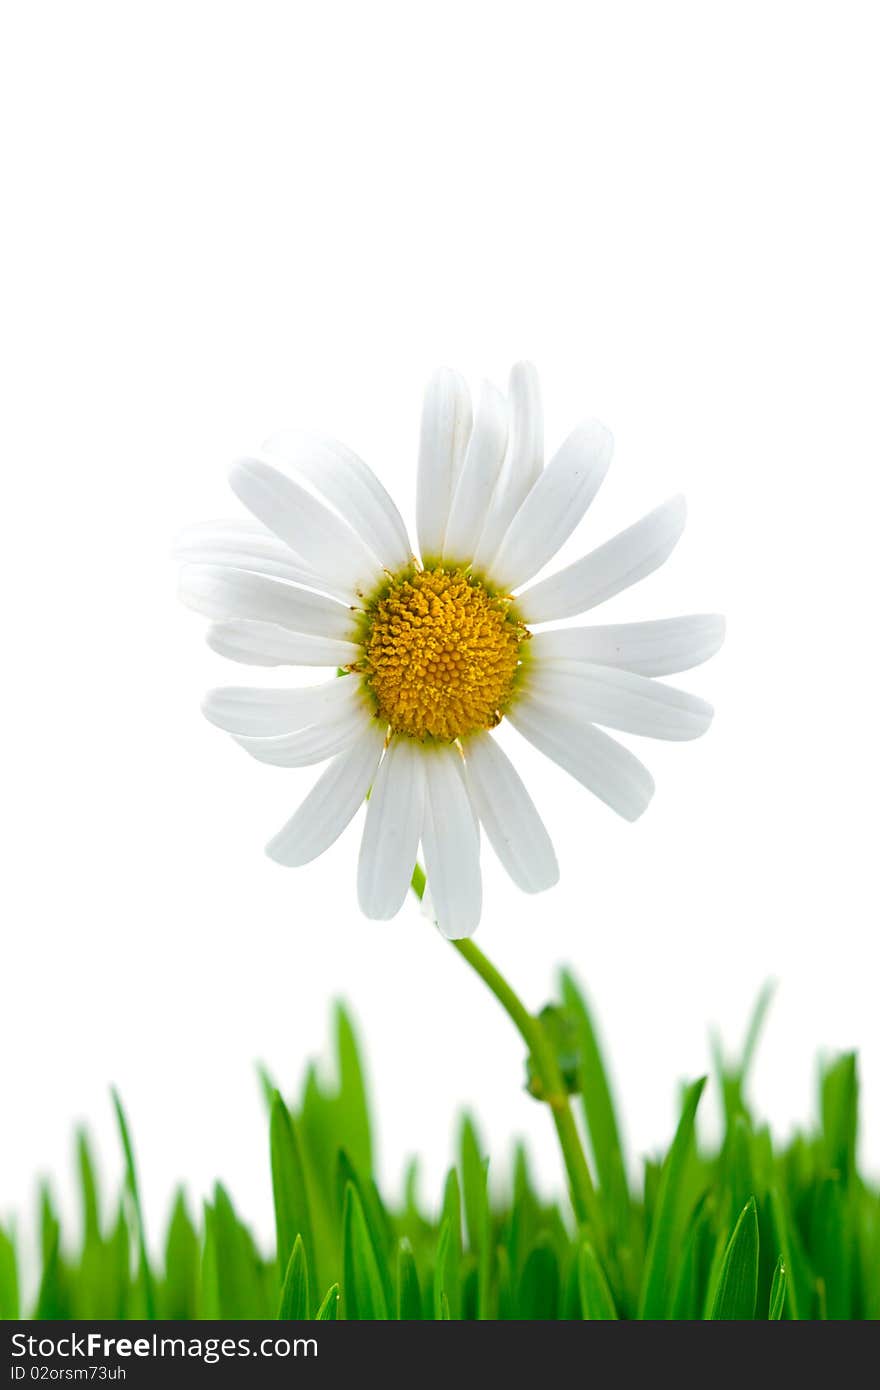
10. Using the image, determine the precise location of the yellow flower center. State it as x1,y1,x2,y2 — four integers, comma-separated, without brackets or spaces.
360,567,526,741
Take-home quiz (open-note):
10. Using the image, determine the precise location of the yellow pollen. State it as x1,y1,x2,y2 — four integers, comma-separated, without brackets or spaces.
360,567,526,740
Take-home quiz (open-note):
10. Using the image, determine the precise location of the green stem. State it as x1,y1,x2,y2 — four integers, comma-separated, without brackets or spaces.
451,939,600,1232
411,866,601,1234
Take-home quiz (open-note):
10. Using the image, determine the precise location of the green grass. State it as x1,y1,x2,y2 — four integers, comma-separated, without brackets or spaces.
2,979,877,1320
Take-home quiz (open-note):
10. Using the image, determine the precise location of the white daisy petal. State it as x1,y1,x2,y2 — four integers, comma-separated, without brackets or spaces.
265,722,387,867
462,732,558,893
509,699,655,821
173,519,322,590
202,676,361,737
357,736,426,920
230,456,385,599
471,361,543,572
263,431,412,572
421,745,482,940
489,420,613,592
235,707,368,767
524,660,714,741
178,565,358,641
507,360,544,498
418,880,437,922
516,495,687,623
416,368,473,566
529,615,726,676
441,382,509,566
206,621,361,668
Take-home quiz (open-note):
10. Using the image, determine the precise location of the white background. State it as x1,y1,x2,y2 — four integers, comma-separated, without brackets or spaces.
2,1,878,1259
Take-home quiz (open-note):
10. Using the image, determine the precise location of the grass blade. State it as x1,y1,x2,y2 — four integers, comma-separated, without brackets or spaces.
342,1183,389,1320
769,1186,805,1320
396,1241,423,1320
669,1199,712,1320
211,1184,267,1319
438,1169,463,1319
432,1220,451,1321
278,1234,311,1320
708,1197,759,1319
111,1090,155,1320
809,1177,851,1319
197,1201,219,1319
459,1115,488,1252
518,1238,561,1319
269,1091,316,1304
76,1129,101,1243
560,971,630,1235
315,1283,340,1320
740,982,776,1086
769,1257,787,1319
0,1227,20,1320
638,1077,706,1319
459,1116,491,1318
161,1190,199,1320
578,1241,618,1319
335,1004,373,1179
336,1150,393,1311
257,1063,280,1112
821,1053,858,1186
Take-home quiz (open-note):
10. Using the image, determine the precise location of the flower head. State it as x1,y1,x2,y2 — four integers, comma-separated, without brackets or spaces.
178,364,723,938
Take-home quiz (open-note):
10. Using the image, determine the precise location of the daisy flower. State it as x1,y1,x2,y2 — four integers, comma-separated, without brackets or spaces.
178,364,723,939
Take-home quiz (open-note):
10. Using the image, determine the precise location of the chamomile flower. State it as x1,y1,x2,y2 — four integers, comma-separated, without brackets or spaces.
178,364,723,938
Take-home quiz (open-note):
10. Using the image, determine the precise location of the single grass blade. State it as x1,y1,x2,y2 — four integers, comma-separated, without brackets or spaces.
315,1283,340,1320
0,1227,20,1320
638,1077,707,1319
396,1241,423,1320
433,1219,452,1321
270,1090,316,1305
459,1116,492,1318
76,1129,101,1243
708,1197,759,1319
335,1004,373,1179
739,981,777,1086
459,1115,487,1253
214,1189,266,1318
713,983,776,1127
161,1190,199,1320
439,1169,463,1319
197,1201,219,1320
211,1184,267,1319
107,1204,132,1319
809,1177,851,1319
35,1186,65,1319
111,1090,156,1319
278,1234,311,1320
578,1241,618,1319
73,1130,106,1319
257,1063,280,1112
560,971,631,1236
769,1186,804,1320
518,1238,561,1319
821,1053,858,1186
669,1198,712,1320
342,1183,389,1320
336,1150,394,1311
721,1114,758,1227
496,1245,515,1320
769,1257,787,1319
